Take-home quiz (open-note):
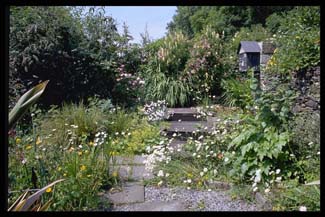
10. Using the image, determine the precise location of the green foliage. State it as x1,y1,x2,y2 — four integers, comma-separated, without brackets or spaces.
8,100,112,211
142,32,192,107
37,100,108,144
150,115,239,189
269,179,320,211
223,80,298,187
167,6,292,39
225,24,272,68
266,6,320,74
9,6,144,109
9,80,49,129
186,26,230,104
110,121,162,155
104,108,138,137
220,76,253,109
289,112,320,182
8,179,64,211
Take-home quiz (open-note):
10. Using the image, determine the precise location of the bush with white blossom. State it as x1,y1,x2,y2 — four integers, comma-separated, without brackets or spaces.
143,100,170,121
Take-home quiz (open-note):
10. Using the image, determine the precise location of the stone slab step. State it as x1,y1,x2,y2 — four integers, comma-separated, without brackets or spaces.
132,200,187,211
109,155,145,165
167,108,203,121
105,182,145,205
109,165,154,181
168,108,198,114
168,113,203,122
166,121,211,132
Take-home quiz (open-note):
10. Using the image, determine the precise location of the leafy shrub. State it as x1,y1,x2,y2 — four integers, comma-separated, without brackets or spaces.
289,112,320,182
223,81,299,190
148,117,239,189
142,32,192,107
265,7,320,74
185,26,230,104
9,7,121,108
50,133,109,211
269,179,320,211
220,76,253,109
37,101,107,147
110,122,162,155
104,108,138,137
9,100,113,211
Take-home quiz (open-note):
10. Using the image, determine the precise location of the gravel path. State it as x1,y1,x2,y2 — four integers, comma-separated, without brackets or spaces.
112,186,260,211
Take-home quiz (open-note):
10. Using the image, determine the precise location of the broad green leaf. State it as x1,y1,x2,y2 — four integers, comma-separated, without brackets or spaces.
9,80,49,129
18,179,64,211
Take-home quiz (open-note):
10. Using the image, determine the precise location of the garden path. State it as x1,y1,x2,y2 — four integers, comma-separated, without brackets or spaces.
102,108,267,211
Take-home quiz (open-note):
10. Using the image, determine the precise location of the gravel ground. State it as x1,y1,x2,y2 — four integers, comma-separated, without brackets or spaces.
113,186,260,211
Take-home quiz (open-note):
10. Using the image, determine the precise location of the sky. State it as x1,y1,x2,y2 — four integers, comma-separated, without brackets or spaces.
104,6,177,44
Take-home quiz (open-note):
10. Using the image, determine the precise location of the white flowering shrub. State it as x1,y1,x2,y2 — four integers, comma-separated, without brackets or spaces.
143,100,170,121
143,138,172,178
147,117,237,189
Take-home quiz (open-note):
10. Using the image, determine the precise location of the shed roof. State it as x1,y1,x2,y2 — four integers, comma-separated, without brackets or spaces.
237,41,261,54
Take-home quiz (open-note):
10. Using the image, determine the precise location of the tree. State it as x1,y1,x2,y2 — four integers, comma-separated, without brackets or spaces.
9,6,121,108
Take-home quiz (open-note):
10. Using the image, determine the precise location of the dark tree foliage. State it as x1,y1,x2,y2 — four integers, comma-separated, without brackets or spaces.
9,6,144,110
167,6,294,39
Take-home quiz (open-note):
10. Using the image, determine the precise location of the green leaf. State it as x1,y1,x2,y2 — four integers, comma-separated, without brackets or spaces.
9,80,49,129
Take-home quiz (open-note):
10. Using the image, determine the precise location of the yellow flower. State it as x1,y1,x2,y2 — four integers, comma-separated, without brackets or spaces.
84,150,89,154
78,151,82,156
26,145,32,150
46,187,52,193
16,138,21,144
57,167,62,171
187,173,193,178
63,173,67,177
80,165,86,171
197,181,202,186
36,136,42,145
112,171,118,177
89,141,94,146
87,174,92,178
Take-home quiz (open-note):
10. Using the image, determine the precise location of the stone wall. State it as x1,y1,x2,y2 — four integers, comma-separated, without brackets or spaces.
291,66,320,114
260,66,320,114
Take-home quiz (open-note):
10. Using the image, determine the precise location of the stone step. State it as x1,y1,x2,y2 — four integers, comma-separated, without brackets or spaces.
168,108,198,114
109,155,145,165
132,200,187,211
166,121,212,133
167,108,203,122
109,165,154,181
105,182,145,205
168,113,203,122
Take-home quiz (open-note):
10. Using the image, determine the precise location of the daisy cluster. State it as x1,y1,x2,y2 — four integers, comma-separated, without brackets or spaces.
143,100,170,121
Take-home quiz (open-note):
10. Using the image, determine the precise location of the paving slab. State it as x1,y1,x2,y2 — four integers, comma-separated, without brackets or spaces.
110,165,154,181
168,108,198,114
106,182,145,205
109,155,146,165
132,200,187,211
167,121,211,133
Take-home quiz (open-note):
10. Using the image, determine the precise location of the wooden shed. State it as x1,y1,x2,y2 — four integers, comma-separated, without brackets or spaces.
237,41,261,72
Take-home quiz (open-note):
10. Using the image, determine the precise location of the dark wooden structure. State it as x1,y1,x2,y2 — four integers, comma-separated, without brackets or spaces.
237,41,261,72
